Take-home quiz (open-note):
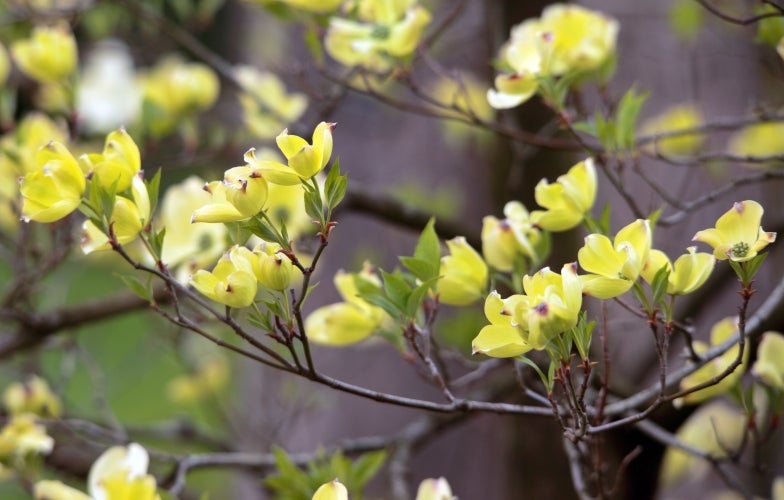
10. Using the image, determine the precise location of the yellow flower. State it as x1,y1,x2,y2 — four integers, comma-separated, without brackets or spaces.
81,173,150,254
3,376,61,418
692,200,776,262
191,165,269,223
253,241,293,291
727,122,784,167
11,24,77,83
236,66,308,140
578,219,651,299
312,479,348,500
190,245,258,308
80,128,142,193
158,176,227,281
415,477,454,500
639,104,704,157
487,4,618,108
324,5,431,71
471,291,531,358
306,265,388,346
513,263,582,349
34,480,91,500
674,317,747,407
641,246,715,295
659,401,746,487
20,141,86,223
437,237,488,306
530,158,597,232
752,331,784,390
482,201,542,272
88,443,159,500
276,121,335,181
167,357,229,404
0,415,53,458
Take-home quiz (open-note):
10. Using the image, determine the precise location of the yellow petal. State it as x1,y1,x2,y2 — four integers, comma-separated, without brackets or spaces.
472,324,530,358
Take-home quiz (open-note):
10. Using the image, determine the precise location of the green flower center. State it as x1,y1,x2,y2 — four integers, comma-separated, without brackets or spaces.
732,241,749,258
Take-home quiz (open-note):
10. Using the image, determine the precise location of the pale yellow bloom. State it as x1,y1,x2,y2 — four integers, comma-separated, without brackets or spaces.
312,479,348,500
530,158,597,232
659,401,746,487
191,165,269,223
728,122,784,167
415,477,454,500
11,24,77,83
482,201,542,272
641,246,715,295
81,174,150,254
692,200,776,262
639,104,704,157
20,141,85,223
34,480,91,500
276,121,335,181
167,356,229,404
471,291,531,358
306,265,388,346
190,245,258,308
88,443,159,500
253,241,293,291
752,331,784,390
674,316,746,407
513,263,582,349
158,176,227,281
79,128,142,193
0,414,53,458
437,237,488,306
3,376,61,418
236,66,308,140
578,219,651,299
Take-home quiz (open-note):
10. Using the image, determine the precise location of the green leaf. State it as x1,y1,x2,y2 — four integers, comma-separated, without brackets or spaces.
381,270,411,312
743,253,768,284
650,266,671,307
146,168,162,217
349,450,387,489
304,189,324,226
304,22,325,66
248,310,272,332
324,158,348,211
406,277,438,318
615,87,649,151
630,281,652,314
402,218,440,282
668,0,704,41
571,120,597,137
148,227,166,260
118,274,152,302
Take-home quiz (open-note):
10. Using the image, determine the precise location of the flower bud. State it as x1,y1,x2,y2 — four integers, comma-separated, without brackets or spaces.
312,480,348,500
437,237,488,306
20,141,85,223
253,242,293,291
190,246,258,308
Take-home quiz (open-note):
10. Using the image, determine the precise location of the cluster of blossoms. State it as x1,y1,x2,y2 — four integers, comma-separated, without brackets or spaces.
488,4,619,109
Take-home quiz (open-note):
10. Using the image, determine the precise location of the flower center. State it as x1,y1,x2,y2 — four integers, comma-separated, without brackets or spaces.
534,302,549,316
732,241,749,258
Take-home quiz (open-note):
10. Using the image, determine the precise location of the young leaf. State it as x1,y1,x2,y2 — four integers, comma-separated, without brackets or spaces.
650,266,671,307
146,168,162,217
118,274,152,302
324,158,347,210
401,218,440,281
381,270,411,312
615,87,649,150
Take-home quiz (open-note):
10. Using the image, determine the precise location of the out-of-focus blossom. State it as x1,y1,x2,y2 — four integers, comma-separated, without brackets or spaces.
530,159,597,232
488,4,618,108
728,122,784,168
236,66,307,140
0,415,54,458
692,200,776,262
11,24,77,83
415,477,454,500
312,479,348,500
34,480,91,500
158,176,227,281
639,104,704,157
3,376,61,418
641,246,715,295
77,40,141,134
752,331,784,390
167,356,229,404
659,401,746,487
674,317,746,407
437,237,488,306
578,219,651,299
0,42,9,85
325,2,431,72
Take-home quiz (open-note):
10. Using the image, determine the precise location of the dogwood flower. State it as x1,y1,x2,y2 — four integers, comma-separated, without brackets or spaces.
513,263,582,349
692,200,776,262
727,122,784,167
578,219,651,298
752,331,784,390
276,121,335,181
674,316,746,407
437,237,488,306
639,104,704,157
482,201,542,272
641,246,715,295
79,128,141,193
11,24,77,83
191,165,269,223
471,291,531,357
20,141,86,223
81,173,150,253
236,66,308,140
253,241,293,291
313,479,348,500
415,477,454,500
191,245,258,308
530,159,597,232
3,376,61,418
0,415,53,458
